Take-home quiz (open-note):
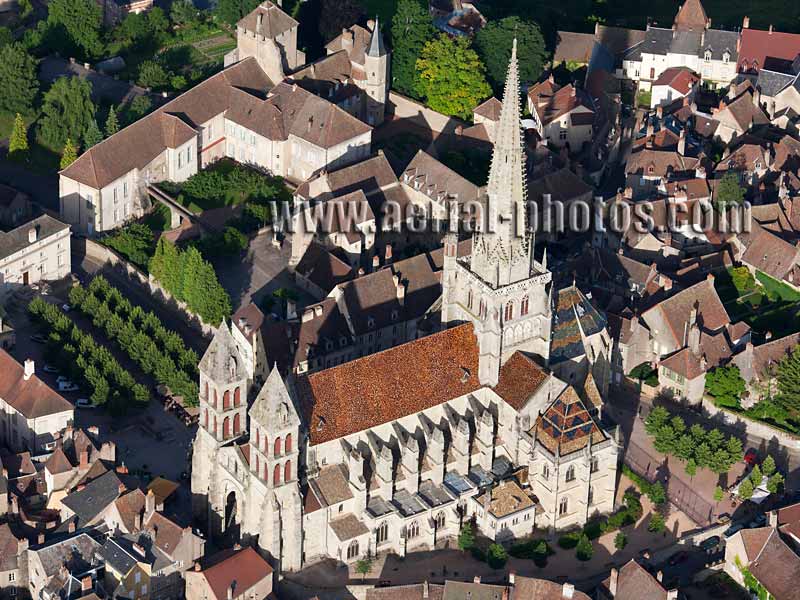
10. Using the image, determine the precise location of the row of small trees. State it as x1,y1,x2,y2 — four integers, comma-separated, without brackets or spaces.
645,406,743,476
738,456,785,500
68,276,199,404
28,297,149,413
149,238,231,326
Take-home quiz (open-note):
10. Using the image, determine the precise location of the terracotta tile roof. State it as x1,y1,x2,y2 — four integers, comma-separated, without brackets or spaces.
625,146,700,177
533,386,606,456
44,447,73,475
329,513,369,541
232,303,266,343
114,489,146,532
402,150,482,204
325,24,372,66
237,1,297,38
0,350,73,419
716,91,770,132
527,81,594,126
673,0,708,31
200,547,273,600
595,25,646,56
366,583,445,600
339,268,404,335
741,221,800,282
609,559,668,599
147,477,180,505
295,242,354,293
528,167,592,205
553,31,596,64
295,153,397,201
475,479,536,518
144,511,186,557
662,177,710,200
749,528,800,600
660,347,705,379
494,352,549,410
293,51,362,102
654,67,700,94
303,484,323,514
511,576,591,600
738,526,773,560
0,523,22,572
474,97,502,121
298,324,481,445
309,463,353,506
738,28,800,73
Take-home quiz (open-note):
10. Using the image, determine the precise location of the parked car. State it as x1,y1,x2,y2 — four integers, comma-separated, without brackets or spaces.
30,334,48,344
748,514,767,529
61,303,71,312
75,398,94,409
56,375,71,384
58,382,79,392
668,551,690,566
724,523,745,537
43,365,59,373
744,448,758,466
698,536,721,551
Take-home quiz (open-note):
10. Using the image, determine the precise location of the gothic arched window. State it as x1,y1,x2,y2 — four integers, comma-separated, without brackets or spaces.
559,497,568,516
223,416,231,439
565,465,575,482
407,521,419,539
263,463,268,481
204,381,208,400
467,289,473,309
504,301,514,321
377,522,388,544
203,409,208,429
213,415,218,437
284,460,292,482
435,512,445,529
274,437,282,457
263,434,268,454
542,463,549,479
285,433,292,453
233,413,241,436
255,428,260,449
213,389,218,409
234,387,241,406
521,296,529,316
223,390,231,410
273,464,281,486
347,540,359,560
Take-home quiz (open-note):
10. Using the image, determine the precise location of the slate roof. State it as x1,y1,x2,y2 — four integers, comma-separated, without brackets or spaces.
402,150,482,204
0,523,21,572
700,29,739,61
294,153,397,201
0,214,69,260
297,324,481,445
0,350,73,419
198,321,247,386
550,285,607,365
60,469,126,526
533,386,606,456
33,533,102,578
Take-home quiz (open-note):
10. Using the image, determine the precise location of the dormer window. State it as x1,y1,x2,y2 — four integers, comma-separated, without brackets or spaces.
723,51,730,64
704,50,712,61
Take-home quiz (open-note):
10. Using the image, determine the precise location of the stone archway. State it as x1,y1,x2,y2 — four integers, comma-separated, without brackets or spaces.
224,490,237,531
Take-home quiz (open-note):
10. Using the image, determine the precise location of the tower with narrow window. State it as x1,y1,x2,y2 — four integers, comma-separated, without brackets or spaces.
363,18,389,126
441,40,552,386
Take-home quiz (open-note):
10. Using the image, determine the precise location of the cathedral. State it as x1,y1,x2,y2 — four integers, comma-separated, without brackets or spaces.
191,43,619,573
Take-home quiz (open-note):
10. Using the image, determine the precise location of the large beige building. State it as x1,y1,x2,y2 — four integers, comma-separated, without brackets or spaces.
59,2,373,235
191,44,619,574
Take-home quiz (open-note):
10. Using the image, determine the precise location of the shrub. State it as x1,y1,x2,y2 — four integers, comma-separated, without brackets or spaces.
509,539,553,564
614,532,627,550
583,520,604,540
457,522,475,552
648,511,666,534
575,534,593,561
558,531,581,549
487,543,508,569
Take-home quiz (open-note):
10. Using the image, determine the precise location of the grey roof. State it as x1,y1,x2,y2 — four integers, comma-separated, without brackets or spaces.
640,28,675,57
366,17,386,58
391,489,427,517
0,214,69,260
621,41,645,62
417,480,455,508
443,471,475,496
99,536,157,575
198,321,246,386
670,30,703,56
249,365,300,430
700,29,739,60
60,470,124,526
758,69,796,97
366,495,394,518
32,533,102,577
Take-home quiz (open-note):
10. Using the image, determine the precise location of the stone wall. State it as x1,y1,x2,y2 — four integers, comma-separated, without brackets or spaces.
700,396,800,449
80,238,216,337
386,92,468,134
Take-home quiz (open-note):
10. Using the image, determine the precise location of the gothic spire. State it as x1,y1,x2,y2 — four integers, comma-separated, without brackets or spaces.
367,16,386,57
470,38,531,288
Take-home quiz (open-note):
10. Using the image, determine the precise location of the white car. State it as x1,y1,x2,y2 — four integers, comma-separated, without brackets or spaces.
56,375,71,384
58,382,79,392
62,303,71,312
43,365,60,373
75,398,94,409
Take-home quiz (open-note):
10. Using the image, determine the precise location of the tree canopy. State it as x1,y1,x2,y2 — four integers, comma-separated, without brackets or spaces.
475,16,548,90
416,34,492,120
0,43,39,115
83,118,103,149
713,171,746,211
46,0,104,59
390,0,436,98
39,76,96,151
215,0,260,26
777,345,800,414
705,365,746,408
60,138,78,169
8,114,29,162
105,106,120,137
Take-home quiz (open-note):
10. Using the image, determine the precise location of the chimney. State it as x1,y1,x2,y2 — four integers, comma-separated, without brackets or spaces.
384,244,393,263
663,277,673,291
37,533,45,545
23,359,34,380
81,576,92,592
609,568,618,596
562,583,575,598
133,543,146,557
367,18,375,31
683,95,690,107
678,129,686,156
706,272,715,284
395,276,406,305
657,571,663,583
134,511,142,530
145,489,156,519
227,585,234,600
646,136,654,149
656,105,663,119
743,16,750,28
769,25,773,34
766,331,773,340
256,12,262,35
423,580,429,599
68,521,76,533
646,121,655,138
509,571,515,586
474,576,481,584
357,267,365,277
194,562,201,572
116,465,129,475
667,591,678,600
372,254,380,269
624,187,633,199
769,509,779,527
118,482,127,494
79,450,88,468
570,85,576,97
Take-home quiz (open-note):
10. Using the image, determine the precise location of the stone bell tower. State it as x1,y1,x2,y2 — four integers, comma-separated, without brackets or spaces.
363,17,389,126
441,40,552,386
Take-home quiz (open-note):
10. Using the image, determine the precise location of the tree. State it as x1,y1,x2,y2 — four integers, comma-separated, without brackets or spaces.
738,477,754,500
457,522,475,551
354,558,372,580
126,95,153,123
0,27,13,48
647,512,665,533
750,464,763,487
83,118,103,149
0,43,39,115
39,76,96,151
487,543,508,569
647,481,666,505
416,35,492,120
60,138,78,169
714,485,724,502
653,424,678,455
705,365,746,408
675,434,694,462
575,534,593,561
713,171,745,212
685,457,697,477
645,406,670,435
171,0,199,26
767,472,784,494
391,0,436,98
214,0,260,26
8,114,29,162
105,106,120,137
319,0,363,43
614,532,627,550
730,266,755,293
138,60,170,90
777,346,800,413
475,16,548,90
762,455,776,477
46,0,104,59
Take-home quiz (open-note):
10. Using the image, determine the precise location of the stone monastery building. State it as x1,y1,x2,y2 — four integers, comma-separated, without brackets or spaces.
191,43,619,573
